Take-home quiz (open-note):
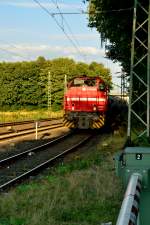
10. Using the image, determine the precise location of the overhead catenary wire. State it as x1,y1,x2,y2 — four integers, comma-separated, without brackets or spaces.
0,2,133,61
32,0,87,61
50,0,83,51
49,7,134,16
0,47,27,60
50,0,64,29
0,40,32,60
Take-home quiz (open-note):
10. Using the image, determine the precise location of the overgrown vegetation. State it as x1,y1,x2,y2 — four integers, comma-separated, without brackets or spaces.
86,0,149,144
0,110,63,123
0,57,111,111
87,0,147,75
0,134,125,225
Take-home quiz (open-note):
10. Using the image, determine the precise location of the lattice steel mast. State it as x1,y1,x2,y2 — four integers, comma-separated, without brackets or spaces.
127,0,150,143
121,72,128,100
48,71,51,111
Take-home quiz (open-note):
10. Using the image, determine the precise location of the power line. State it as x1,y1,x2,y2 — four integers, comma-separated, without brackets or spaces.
49,7,133,16
50,0,83,50
50,0,64,29
32,0,86,60
0,40,32,60
0,46,27,60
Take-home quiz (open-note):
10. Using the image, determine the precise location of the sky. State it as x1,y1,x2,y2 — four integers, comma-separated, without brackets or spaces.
0,0,122,86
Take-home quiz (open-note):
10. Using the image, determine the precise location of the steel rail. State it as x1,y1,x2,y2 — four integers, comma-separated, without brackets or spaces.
0,122,62,136
0,118,62,127
0,132,73,166
0,123,63,141
0,133,92,191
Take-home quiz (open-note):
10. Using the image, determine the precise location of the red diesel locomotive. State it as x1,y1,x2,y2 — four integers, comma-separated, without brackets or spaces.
63,76,109,129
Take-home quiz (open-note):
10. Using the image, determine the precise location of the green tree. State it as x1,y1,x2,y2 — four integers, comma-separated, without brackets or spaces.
0,57,111,111
87,0,148,74
89,62,111,85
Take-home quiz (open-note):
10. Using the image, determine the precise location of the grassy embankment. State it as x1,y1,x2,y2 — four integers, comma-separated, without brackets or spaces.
0,110,63,123
0,133,126,225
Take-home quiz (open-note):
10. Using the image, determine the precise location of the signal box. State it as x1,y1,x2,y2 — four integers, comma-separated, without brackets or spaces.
115,147,150,188
115,147,150,225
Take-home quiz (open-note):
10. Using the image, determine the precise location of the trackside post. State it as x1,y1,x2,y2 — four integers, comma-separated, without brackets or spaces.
35,121,38,140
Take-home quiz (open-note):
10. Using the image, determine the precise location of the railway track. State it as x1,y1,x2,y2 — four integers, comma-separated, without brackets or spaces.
0,118,62,127
0,122,63,142
0,118,62,133
0,131,93,191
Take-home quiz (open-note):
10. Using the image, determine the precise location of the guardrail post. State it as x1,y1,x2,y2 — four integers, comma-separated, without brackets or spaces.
116,173,142,225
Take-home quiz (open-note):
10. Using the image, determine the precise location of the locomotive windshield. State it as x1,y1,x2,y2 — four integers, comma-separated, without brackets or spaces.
99,83,106,91
73,78,96,87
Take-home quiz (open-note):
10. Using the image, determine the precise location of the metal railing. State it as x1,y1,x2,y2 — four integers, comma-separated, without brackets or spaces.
116,173,142,225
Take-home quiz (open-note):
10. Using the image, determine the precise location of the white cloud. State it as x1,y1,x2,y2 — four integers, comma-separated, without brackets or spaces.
47,34,100,41
0,44,105,57
0,29,100,43
0,43,122,83
63,34,100,41
0,28,20,33
0,43,106,67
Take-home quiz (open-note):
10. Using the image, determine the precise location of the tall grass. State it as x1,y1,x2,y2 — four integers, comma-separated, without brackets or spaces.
0,110,63,123
0,133,125,225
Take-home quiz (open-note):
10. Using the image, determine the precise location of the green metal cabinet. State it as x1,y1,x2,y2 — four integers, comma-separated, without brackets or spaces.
115,147,150,225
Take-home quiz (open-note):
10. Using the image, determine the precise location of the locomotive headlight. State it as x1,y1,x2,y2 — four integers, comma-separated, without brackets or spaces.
72,103,75,111
93,105,97,111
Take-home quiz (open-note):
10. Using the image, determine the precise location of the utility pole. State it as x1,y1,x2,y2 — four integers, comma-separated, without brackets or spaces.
127,0,150,143
115,71,127,99
64,74,67,93
48,71,51,111
121,72,128,100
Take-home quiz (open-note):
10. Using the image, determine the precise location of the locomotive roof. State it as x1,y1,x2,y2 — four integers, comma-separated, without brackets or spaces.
69,76,105,82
